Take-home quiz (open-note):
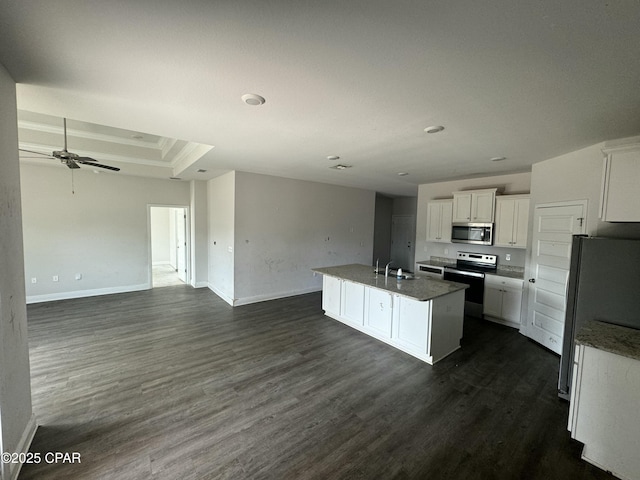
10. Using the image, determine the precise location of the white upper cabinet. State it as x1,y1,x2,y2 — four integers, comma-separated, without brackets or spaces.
600,144,640,222
452,188,497,223
426,200,453,242
494,195,530,248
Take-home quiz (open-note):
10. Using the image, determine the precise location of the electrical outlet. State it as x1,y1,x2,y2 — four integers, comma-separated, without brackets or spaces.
505,254,511,261
52,275,59,282
444,248,449,255
31,277,37,284
75,273,82,280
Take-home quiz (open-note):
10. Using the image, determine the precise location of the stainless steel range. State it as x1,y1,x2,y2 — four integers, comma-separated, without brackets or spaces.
443,252,497,318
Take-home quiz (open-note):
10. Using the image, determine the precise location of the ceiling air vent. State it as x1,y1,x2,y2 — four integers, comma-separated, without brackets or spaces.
330,164,352,170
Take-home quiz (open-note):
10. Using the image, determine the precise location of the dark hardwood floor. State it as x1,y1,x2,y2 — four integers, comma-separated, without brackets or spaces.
21,286,614,479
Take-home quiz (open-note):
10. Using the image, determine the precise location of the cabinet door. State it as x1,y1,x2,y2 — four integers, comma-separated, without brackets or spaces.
494,198,516,247
472,191,496,222
322,276,341,317
600,148,640,222
500,287,523,324
440,201,453,242
426,202,442,241
365,287,393,338
482,285,503,318
394,295,430,355
512,198,530,248
341,281,365,325
426,200,453,242
452,193,472,222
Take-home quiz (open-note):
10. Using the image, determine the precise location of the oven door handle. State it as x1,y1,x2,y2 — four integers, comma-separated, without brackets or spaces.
444,267,485,279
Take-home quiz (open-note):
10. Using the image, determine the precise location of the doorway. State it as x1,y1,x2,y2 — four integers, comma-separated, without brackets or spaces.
390,215,416,271
149,206,189,288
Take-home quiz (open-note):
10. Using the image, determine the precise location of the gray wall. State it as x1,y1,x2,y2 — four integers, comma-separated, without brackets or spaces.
232,171,376,305
207,172,236,303
0,63,35,480
373,194,393,266
190,180,209,288
20,163,191,302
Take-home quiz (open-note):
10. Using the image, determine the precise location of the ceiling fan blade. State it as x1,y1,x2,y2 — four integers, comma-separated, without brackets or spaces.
80,161,120,172
76,156,97,162
19,148,53,158
66,160,80,169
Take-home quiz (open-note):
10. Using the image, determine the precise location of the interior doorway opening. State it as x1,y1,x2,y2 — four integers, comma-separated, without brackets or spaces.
149,206,188,288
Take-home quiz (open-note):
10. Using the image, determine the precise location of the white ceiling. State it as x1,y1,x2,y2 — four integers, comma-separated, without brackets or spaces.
1,1,639,196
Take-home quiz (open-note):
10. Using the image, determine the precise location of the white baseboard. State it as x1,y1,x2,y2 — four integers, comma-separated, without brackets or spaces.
3,414,38,480
191,281,209,288
207,283,235,306
26,283,150,304
232,286,321,306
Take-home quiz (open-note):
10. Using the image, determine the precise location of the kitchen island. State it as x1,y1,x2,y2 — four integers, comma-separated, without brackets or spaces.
312,264,468,365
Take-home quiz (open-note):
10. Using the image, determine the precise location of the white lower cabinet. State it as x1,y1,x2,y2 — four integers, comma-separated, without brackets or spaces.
569,344,640,480
340,280,365,326
393,295,430,356
364,287,393,338
483,275,523,328
322,275,342,317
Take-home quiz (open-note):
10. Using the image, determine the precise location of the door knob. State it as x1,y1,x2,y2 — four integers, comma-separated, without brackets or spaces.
528,278,536,283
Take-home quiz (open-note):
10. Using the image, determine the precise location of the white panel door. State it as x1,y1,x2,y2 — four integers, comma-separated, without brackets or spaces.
525,203,586,354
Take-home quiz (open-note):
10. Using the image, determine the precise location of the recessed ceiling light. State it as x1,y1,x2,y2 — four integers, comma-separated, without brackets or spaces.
196,169,207,173
241,93,266,106
397,172,409,176
169,177,182,180
330,164,352,170
326,155,340,161
491,156,507,162
424,125,445,134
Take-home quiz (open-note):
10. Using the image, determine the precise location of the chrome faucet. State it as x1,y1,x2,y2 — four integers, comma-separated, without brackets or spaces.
385,260,394,277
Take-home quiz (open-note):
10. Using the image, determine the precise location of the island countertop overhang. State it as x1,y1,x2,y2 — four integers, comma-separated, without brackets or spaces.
313,264,468,302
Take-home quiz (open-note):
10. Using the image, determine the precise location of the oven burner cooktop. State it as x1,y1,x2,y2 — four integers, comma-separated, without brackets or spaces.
454,251,497,274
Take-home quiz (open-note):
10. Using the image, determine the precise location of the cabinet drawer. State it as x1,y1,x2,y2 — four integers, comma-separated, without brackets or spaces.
484,274,523,290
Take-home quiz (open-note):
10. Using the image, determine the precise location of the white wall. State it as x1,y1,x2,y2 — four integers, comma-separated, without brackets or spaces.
530,140,640,239
232,172,375,305
207,172,235,303
0,63,36,480
150,207,171,265
416,172,532,267
190,180,208,288
20,165,191,302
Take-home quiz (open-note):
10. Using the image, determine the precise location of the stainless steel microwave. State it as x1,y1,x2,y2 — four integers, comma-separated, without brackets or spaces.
451,223,494,245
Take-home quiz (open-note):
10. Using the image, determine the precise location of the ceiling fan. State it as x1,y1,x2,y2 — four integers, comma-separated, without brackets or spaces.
19,118,121,172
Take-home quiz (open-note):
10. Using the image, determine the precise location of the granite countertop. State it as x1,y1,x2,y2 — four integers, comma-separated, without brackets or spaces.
312,264,468,302
576,320,640,362
416,257,525,279
415,258,455,268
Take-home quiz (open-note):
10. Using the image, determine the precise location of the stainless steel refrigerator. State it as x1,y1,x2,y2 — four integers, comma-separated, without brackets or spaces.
558,235,640,400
